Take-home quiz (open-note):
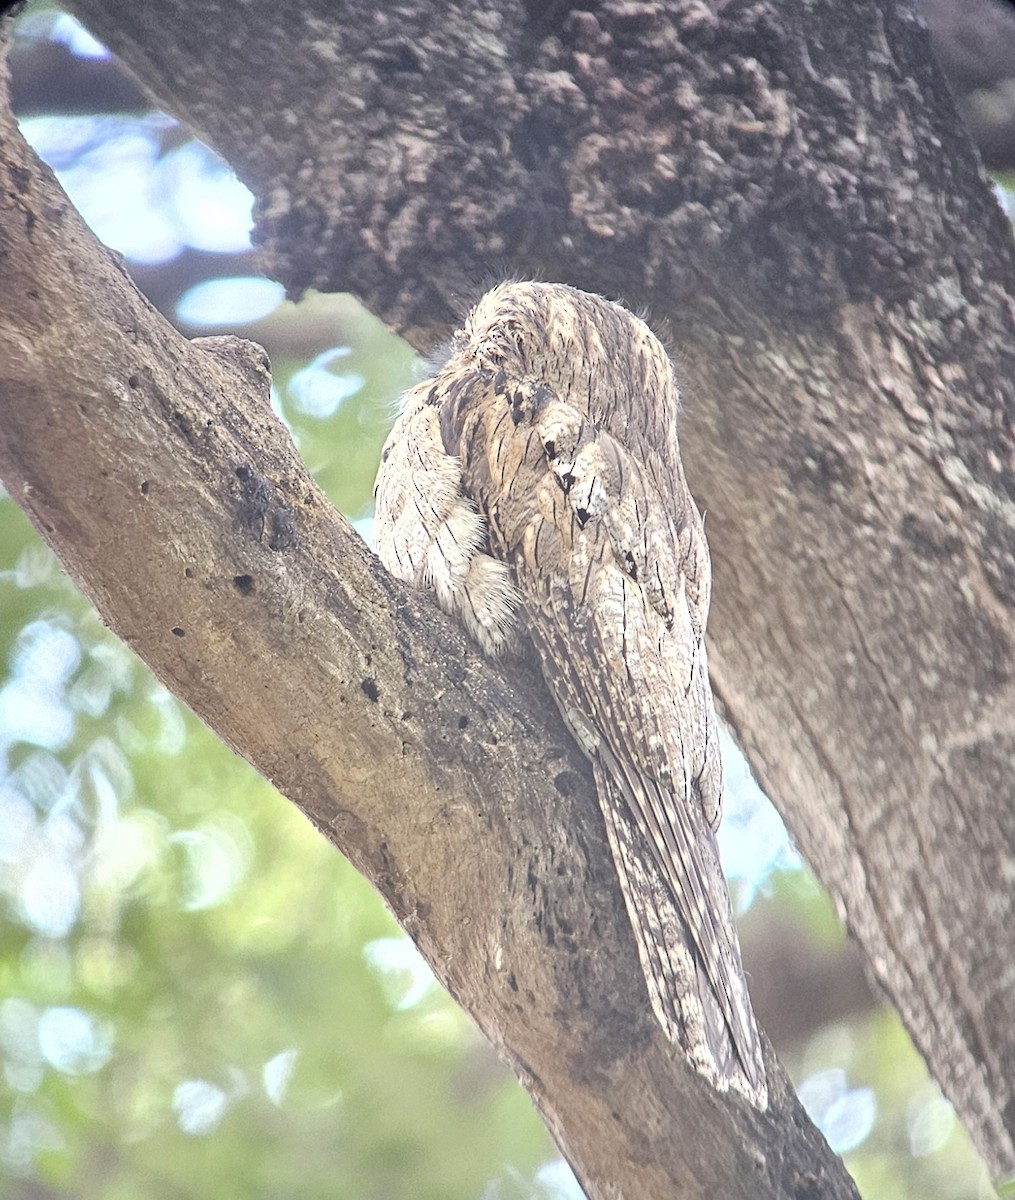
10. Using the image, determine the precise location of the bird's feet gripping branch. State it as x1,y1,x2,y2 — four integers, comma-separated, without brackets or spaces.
374,281,767,1109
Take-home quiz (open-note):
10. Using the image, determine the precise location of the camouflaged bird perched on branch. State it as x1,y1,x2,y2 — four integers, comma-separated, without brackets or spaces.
374,281,767,1109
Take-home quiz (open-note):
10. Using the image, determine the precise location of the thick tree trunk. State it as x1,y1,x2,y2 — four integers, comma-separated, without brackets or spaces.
8,0,1015,1181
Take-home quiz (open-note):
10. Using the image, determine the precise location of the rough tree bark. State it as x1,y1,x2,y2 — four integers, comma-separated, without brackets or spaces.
5,0,1015,1184
0,31,859,1200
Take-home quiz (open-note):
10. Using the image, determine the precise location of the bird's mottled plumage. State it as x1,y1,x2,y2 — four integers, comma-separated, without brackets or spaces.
374,282,767,1107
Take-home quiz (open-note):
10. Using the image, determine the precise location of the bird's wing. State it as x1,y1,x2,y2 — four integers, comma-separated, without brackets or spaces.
463,374,765,1101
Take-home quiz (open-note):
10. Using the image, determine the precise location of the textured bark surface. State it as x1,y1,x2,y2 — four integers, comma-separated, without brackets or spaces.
12,0,1015,1181
0,51,858,1198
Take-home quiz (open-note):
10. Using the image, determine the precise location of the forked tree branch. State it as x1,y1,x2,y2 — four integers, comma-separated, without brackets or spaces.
52,0,1015,1172
0,42,858,1200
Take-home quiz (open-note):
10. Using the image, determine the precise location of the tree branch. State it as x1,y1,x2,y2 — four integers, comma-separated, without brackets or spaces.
0,39,857,1200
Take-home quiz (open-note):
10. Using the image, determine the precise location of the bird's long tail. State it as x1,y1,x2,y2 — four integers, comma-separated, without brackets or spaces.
593,750,767,1109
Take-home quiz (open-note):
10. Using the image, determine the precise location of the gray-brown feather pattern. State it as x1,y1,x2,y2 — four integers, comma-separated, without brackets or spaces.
374,282,767,1107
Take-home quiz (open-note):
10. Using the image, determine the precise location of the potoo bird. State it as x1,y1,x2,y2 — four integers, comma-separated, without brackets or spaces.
374,282,767,1108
